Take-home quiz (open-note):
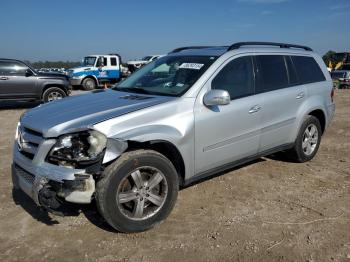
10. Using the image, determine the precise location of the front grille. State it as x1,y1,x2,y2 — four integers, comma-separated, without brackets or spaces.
18,126,44,160
15,164,35,185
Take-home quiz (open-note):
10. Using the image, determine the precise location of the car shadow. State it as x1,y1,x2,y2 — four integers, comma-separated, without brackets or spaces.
12,188,60,225
12,187,117,231
264,152,298,163
181,158,266,189
80,201,118,233
0,101,40,109
11,155,292,232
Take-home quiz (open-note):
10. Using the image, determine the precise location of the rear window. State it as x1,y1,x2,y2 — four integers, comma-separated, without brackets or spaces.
255,55,289,93
291,56,326,84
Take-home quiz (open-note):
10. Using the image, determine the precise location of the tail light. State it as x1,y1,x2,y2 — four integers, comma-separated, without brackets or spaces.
331,88,335,102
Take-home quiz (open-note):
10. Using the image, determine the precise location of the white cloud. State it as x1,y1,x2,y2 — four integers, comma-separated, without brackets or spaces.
330,3,350,10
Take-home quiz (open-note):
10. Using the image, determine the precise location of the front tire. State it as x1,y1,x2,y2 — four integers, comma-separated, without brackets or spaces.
287,115,322,162
96,150,179,233
42,87,66,103
82,78,96,91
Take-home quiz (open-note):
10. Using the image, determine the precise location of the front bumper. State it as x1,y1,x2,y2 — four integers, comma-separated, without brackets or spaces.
12,142,95,206
69,78,83,86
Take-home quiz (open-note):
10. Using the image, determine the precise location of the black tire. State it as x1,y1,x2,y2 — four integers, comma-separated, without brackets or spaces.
287,115,322,163
96,149,179,233
42,87,66,103
82,77,96,91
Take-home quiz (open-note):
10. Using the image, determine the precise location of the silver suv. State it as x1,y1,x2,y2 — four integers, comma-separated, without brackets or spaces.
12,42,335,233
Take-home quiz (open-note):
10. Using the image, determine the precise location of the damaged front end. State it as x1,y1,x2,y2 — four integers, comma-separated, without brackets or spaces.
12,125,128,214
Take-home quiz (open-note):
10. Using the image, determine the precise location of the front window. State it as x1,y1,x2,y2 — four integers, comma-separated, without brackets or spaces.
0,61,29,76
115,55,217,96
82,57,96,67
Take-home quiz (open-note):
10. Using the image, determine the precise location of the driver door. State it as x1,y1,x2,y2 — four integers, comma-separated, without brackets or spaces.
194,55,262,174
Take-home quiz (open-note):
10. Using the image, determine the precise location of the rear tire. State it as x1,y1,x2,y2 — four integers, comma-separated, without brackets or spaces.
42,87,66,103
287,115,322,162
96,149,179,233
82,78,96,91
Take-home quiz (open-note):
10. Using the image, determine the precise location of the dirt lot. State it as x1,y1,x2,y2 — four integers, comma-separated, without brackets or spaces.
0,90,349,262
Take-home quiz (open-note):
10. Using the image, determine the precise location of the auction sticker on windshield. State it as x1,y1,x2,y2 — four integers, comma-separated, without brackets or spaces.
179,63,204,70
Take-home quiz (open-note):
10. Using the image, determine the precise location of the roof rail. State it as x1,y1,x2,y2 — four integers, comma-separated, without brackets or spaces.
169,46,219,54
227,42,313,51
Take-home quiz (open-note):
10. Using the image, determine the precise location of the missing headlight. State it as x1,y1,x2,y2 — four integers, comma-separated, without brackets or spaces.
48,130,107,168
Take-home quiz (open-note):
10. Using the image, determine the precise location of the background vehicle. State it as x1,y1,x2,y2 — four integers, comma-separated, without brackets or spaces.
127,55,163,72
12,42,335,233
67,54,130,90
327,52,350,71
0,59,71,103
37,68,66,74
331,64,350,89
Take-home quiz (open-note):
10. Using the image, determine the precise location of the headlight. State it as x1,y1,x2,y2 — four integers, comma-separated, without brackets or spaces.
48,130,107,168
72,75,84,79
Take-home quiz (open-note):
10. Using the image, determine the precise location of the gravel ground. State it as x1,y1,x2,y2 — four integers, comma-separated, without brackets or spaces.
0,90,349,262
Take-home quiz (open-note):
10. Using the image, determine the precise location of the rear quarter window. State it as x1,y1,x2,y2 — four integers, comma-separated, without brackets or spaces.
291,56,326,84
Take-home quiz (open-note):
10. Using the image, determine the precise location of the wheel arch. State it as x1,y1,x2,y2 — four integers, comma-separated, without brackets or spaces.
82,75,98,85
126,140,186,186
308,109,326,134
42,84,69,98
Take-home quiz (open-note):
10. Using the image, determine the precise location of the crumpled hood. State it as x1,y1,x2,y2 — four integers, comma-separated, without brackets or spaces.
20,89,174,137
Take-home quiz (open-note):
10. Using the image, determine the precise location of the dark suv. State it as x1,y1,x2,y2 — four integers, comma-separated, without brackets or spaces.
0,59,71,103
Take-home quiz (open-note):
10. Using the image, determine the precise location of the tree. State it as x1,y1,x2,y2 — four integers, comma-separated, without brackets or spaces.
27,60,81,69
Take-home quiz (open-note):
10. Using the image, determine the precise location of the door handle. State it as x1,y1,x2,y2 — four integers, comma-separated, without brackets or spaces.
0,77,9,80
296,92,305,99
249,105,261,114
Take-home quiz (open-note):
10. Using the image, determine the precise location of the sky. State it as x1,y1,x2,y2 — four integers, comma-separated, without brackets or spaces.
0,0,349,62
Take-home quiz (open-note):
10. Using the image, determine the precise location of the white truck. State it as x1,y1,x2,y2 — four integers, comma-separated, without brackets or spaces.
68,54,130,90
127,55,163,72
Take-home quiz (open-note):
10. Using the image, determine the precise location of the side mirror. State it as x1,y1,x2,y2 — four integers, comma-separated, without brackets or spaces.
203,89,230,106
25,69,33,77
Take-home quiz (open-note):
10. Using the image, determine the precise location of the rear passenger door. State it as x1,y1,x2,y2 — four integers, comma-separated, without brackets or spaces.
255,55,306,152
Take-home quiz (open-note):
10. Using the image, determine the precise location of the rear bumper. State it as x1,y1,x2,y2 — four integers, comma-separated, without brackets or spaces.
326,103,336,128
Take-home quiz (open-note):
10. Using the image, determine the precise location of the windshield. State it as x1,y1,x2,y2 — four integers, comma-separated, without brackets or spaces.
142,56,152,61
114,55,218,96
82,56,96,67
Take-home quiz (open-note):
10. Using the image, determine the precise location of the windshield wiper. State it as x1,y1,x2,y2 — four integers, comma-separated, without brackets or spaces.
114,87,152,95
